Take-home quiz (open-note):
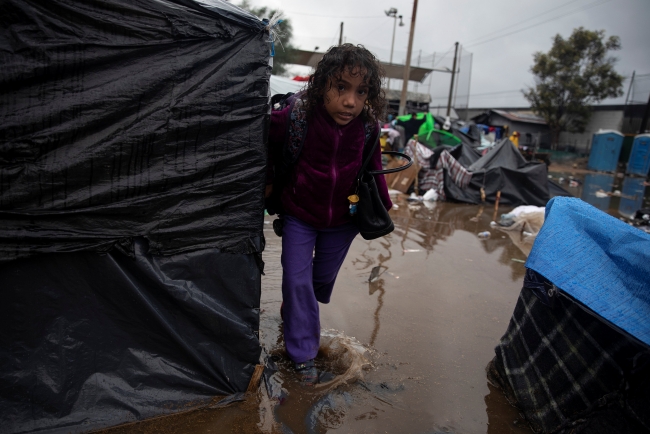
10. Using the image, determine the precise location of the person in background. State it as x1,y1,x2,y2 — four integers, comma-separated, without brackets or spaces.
509,131,520,148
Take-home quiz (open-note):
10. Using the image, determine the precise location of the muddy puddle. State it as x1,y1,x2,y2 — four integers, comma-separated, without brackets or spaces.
102,170,649,434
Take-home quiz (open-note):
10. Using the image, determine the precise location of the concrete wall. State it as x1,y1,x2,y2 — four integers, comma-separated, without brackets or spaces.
558,110,624,152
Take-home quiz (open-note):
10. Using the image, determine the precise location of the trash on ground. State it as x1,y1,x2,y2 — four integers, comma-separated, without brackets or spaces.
422,188,439,201
368,266,382,283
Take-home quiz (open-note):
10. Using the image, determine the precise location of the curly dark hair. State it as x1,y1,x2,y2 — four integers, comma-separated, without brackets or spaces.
303,44,386,122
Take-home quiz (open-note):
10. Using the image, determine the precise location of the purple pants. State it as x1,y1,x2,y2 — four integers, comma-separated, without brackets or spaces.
281,215,359,363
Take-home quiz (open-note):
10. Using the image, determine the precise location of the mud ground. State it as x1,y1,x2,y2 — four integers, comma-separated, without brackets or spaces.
101,168,648,434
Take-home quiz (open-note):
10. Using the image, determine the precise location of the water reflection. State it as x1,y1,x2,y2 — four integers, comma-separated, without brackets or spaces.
389,198,528,281
550,171,650,217
619,177,646,217
484,382,532,434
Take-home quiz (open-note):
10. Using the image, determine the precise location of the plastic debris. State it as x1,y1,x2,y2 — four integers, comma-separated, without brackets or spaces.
478,231,491,239
595,190,608,198
423,188,439,201
368,266,381,283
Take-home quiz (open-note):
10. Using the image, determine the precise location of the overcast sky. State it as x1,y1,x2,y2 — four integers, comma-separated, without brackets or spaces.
244,0,650,108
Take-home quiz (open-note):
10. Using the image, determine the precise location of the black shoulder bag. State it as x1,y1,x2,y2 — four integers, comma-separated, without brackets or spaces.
353,137,412,240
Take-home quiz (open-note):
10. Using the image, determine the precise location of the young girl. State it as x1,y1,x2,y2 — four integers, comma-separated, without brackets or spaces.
267,44,392,385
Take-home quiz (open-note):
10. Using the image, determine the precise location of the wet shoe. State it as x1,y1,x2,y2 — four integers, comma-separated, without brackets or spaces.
295,359,318,386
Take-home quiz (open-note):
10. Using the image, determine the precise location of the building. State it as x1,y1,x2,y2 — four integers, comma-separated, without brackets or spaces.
465,104,647,152
466,109,550,148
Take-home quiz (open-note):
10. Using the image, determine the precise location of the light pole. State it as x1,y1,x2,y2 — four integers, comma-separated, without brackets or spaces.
385,8,403,90
399,0,418,116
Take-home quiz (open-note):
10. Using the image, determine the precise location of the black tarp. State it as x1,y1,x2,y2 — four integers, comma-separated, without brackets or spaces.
0,0,269,432
0,239,262,433
0,0,268,261
444,139,571,206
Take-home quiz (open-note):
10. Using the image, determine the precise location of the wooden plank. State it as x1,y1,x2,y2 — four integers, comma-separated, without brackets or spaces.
246,364,265,394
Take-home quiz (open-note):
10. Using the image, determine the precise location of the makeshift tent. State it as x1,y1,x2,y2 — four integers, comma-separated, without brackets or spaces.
487,197,650,433
405,141,472,199
0,0,268,432
431,115,482,148
444,139,571,206
395,113,461,148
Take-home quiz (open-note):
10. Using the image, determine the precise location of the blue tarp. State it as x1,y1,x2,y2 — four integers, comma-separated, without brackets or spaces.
526,197,650,347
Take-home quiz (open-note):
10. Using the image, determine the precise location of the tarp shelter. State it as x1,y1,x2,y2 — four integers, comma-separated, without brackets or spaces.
444,139,571,206
487,197,650,433
0,0,269,432
270,74,306,96
395,113,462,148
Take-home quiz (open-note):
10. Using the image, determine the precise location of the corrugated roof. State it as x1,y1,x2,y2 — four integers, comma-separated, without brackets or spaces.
384,88,431,103
492,110,547,125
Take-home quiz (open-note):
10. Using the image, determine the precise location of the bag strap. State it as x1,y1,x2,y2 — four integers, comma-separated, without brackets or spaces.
357,128,413,179
283,93,308,167
357,127,381,178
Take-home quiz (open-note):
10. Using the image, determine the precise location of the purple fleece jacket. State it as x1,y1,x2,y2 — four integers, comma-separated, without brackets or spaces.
269,103,392,229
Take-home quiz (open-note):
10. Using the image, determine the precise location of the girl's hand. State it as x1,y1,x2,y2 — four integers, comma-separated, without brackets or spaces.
265,184,273,198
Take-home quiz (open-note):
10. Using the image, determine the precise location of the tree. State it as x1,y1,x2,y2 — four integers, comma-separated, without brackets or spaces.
237,1,297,76
523,27,624,149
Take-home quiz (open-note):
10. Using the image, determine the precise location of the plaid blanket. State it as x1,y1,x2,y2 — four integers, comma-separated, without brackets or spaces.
487,270,650,434
405,141,471,199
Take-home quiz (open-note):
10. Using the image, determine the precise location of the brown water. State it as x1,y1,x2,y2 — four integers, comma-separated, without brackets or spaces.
92,164,650,434
103,196,543,434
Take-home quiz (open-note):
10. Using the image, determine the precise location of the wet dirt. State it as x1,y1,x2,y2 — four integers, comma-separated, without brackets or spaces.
101,169,649,434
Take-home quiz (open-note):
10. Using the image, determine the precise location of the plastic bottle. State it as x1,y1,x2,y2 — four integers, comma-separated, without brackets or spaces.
477,231,491,239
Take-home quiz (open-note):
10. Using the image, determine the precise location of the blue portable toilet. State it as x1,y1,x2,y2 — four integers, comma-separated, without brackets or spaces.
587,130,624,172
626,134,650,176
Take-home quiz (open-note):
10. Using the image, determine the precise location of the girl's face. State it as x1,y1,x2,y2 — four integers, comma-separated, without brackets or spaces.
323,68,369,126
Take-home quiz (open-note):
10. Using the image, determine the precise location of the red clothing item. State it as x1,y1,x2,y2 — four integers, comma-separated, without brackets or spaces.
269,103,392,229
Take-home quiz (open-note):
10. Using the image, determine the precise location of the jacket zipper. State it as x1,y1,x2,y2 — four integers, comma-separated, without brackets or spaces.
327,126,342,226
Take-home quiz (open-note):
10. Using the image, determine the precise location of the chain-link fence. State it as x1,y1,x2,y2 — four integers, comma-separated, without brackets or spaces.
346,39,473,118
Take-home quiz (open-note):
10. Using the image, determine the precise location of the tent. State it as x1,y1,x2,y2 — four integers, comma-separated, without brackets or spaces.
0,0,268,432
487,198,650,433
444,139,571,206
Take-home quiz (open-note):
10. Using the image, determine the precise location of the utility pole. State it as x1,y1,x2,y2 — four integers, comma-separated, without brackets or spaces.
446,42,459,118
385,8,403,90
640,91,650,134
624,71,636,106
388,13,397,90
464,52,473,120
453,46,460,108
339,22,344,46
398,0,418,116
